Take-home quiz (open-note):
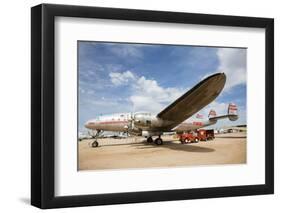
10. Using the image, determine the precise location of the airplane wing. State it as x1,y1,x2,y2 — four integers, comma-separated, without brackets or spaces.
156,73,226,130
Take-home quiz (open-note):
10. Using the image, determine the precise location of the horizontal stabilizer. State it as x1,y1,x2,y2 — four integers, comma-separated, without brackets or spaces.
209,103,238,122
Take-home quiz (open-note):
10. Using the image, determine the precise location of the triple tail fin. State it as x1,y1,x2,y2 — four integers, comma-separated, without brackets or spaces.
208,109,217,119
208,103,238,121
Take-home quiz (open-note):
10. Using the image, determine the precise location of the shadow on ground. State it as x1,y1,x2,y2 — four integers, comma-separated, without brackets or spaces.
216,136,246,139
84,138,215,153
131,141,215,153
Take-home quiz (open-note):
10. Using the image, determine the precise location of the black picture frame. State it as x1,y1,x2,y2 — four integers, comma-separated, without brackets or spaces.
31,3,274,209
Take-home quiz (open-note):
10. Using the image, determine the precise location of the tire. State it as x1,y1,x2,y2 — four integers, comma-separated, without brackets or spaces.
91,141,99,147
194,138,199,143
147,137,153,143
155,138,163,145
184,138,190,144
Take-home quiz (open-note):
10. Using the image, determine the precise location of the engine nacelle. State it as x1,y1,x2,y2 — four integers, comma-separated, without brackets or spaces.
132,112,169,130
134,112,153,129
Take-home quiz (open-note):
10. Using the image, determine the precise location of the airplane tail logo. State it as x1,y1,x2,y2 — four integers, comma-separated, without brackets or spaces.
228,103,238,121
208,109,217,118
196,114,204,119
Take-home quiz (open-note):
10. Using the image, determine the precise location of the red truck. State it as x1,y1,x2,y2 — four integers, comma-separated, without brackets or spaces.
179,129,215,144
197,129,215,141
179,132,199,144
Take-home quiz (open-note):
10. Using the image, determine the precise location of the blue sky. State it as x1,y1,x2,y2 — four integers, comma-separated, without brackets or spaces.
78,41,247,131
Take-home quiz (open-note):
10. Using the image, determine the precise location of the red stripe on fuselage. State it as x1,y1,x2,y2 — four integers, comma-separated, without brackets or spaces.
192,121,203,126
97,121,129,125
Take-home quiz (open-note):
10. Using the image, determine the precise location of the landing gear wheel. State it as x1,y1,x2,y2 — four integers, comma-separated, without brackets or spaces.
91,141,99,148
155,138,163,145
147,137,153,143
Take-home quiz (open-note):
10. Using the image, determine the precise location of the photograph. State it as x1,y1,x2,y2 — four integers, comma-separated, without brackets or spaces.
78,41,247,171
30,3,273,209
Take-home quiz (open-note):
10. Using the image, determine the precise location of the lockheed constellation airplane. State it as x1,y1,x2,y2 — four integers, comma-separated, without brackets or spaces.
84,73,238,147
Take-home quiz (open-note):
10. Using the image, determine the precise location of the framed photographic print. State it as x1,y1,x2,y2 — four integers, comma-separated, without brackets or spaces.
31,3,274,209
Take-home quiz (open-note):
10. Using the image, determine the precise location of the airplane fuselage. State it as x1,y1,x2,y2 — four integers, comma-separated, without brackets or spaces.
85,112,216,136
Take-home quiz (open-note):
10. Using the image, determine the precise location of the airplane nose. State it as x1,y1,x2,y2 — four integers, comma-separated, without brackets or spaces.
84,120,94,128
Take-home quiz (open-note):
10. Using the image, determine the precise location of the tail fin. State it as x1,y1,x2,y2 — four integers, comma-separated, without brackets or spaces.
208,109,217,119
196,113,204,119
228,103,238,121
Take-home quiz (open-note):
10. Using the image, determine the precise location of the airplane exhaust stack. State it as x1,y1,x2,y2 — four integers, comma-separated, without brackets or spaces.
228,103,238,121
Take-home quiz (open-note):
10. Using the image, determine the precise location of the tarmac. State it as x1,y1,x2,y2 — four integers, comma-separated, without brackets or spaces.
78,132,246,171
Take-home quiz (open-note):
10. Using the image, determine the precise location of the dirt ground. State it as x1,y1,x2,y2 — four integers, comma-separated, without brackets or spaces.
78,132,246,171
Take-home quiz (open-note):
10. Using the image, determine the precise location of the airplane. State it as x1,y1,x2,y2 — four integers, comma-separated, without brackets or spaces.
84,73,238,147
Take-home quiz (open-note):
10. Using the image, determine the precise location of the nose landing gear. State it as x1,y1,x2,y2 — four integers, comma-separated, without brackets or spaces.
91,140,99,147
89,130,103,148
146,136,163,145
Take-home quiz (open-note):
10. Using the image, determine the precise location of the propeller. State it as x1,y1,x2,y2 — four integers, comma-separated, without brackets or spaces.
88,130,102,139
126,112,134,134
127,104,136,134
88,130,95,139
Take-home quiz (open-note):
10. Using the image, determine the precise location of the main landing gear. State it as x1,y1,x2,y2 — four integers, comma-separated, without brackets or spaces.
147,137,153,143
146,136,163,145
154,137,163,145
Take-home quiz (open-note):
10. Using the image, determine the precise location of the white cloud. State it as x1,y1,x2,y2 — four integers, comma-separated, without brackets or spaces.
131,76,185,113
109,70,136,86
217,48,247,90
130,96,163,113
137,77,183,100
109,71,185,113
